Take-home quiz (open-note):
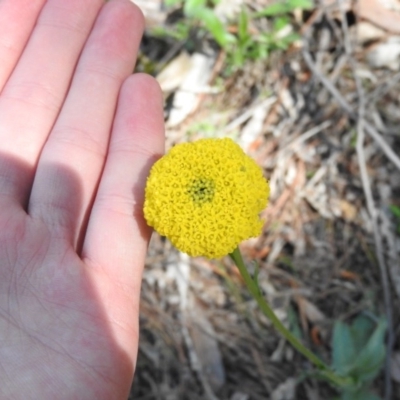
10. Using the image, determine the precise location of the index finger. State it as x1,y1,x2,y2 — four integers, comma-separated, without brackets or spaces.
0,0,46,93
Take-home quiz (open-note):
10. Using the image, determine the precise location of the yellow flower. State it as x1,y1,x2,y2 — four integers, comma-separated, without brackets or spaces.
144,138,269,258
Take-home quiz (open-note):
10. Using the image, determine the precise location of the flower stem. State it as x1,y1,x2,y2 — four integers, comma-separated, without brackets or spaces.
229,247,351,388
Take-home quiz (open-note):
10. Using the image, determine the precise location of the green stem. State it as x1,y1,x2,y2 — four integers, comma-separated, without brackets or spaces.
229,247,350,388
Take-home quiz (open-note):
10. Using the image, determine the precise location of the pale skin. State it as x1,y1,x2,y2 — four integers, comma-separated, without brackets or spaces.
0,0,164,398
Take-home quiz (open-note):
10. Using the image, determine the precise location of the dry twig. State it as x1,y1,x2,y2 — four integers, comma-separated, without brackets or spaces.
302,51,400,172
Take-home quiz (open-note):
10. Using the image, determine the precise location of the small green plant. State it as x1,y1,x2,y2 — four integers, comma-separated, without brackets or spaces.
390,205,400,234
161,0,235,47
153,0,313,71
331,314,386,400
227,0,312,69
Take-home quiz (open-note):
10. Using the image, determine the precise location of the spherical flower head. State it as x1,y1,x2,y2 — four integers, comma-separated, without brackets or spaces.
144,138,269,258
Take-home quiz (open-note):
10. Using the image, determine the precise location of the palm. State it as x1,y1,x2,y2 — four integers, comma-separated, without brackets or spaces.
0,1,164,399
1,209,131,399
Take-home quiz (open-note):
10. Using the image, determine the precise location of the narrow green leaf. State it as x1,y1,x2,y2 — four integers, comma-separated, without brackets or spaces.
390,205,400,218
165,0,183,7
350,317,386,383
287,0,313,10
256,0,313,17
273,16,290,31
238,10,249,41
342,389,381,400
256,3,289,17
332,321,357,374
184,0,207,16
288,305,303,341
195,8,236,47
350,315,375,354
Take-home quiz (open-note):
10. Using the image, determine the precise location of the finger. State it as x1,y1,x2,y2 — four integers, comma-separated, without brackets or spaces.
0,0,103,205
29,0,145,245
82,74,164,329
0,0,46,92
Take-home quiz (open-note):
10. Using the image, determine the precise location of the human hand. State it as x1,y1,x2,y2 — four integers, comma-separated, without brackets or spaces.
0,0,164,399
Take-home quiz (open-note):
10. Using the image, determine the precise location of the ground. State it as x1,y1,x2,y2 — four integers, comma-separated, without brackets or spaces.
130,1,400,399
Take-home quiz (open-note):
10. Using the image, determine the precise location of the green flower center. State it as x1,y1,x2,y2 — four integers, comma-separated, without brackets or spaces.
188,178,215,204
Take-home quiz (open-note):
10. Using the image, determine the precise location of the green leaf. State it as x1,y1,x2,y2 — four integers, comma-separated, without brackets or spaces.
332,321,357,375
287,0,313,10
256,3,290,17
257,44,269,59
288,305,303,341
350,315,375,354
195,8,236,47
255,0,313,17
390,205,400,218
183,0,207,15
151,21,190,41
238,9,249,41
341,388,381,400
332,316,386,384
273,16,290,31
165,0,183,7
350,317,386,383
258,33,273,45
